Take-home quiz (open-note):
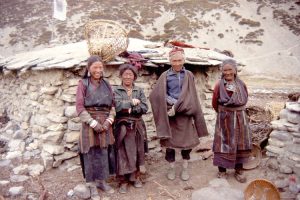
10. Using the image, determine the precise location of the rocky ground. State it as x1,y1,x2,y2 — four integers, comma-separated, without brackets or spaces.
1,0,300,199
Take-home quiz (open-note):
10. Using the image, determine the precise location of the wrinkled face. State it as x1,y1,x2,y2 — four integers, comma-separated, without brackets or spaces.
170,53,185,72
222,64,236,81
89,61,104,80
121,69,135,86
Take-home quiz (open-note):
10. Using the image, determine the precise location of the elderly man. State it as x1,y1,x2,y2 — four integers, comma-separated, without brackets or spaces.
150,47,208,181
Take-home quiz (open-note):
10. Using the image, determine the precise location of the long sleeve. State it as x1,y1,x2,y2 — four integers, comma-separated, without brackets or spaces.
76,80,93,123
131,88,148,114
212,81,220,112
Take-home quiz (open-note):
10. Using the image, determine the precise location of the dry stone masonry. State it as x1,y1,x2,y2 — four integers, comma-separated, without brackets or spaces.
265,97,300,195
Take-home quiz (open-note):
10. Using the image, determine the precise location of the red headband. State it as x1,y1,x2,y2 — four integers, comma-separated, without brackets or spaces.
169,47,184,57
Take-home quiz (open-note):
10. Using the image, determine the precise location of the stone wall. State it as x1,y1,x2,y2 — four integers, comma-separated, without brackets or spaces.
0,65,220,170
265,98,300,194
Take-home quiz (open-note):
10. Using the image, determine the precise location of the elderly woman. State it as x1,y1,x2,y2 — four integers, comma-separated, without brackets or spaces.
150,47,208,181
212,59,252,183
76,55,115,196
113,64,148,194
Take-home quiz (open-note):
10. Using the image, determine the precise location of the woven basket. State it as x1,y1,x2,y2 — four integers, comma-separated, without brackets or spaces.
244,179,280,200
84,20,128,62
243,143,262,170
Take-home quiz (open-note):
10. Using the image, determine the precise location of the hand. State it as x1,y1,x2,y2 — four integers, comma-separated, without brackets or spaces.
132,98,141,106
94,123,104,133
102,120,111,131
167,105,175,117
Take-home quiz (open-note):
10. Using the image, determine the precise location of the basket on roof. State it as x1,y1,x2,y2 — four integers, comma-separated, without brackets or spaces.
84,20,129,62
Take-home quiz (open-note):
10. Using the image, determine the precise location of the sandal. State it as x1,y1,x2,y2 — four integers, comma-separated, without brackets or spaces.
234,170,247,183
217,172,228,179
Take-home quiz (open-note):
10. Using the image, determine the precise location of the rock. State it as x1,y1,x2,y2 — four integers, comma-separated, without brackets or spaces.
266,145,284,155
64,86,77,95
68,79,80,87
293,138,300,144
53,151,78,167
13,164,29,175
74,184,91,199
287,144,300,155
21,121,29,129
47,123,65,132
41,150,54,170
65,106,77,118
192,178,243,200
268,138,285,148
67,165,80,172
67,120,81,131
47,113,68,123
292,132,300,138
33,114,51,127
279,109,289,119
275,178,289,188
267,158,279,170
9,186,24,197
39,131,64,144
6,151,22,159
43,143,64,155
8,139,25,152
293,164,300,177
60,94,76,103
10,175,30,182
65,131,80,143
0,180,10,186
269,130,292,141
287,111,300,124
0,159,11,167
287,152,300,162
12,129,28,139
40,86,58,95
286,102,300,113
28,139,39,150
271,119,288,131
28,164,44,177
67,189,74,197
279,165,293,174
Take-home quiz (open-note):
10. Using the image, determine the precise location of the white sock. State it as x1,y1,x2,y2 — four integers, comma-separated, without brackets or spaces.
182,160,188,169
170,162,175,169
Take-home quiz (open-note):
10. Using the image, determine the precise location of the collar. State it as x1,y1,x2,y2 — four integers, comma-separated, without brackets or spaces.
167,67,185,75
115,84,138,91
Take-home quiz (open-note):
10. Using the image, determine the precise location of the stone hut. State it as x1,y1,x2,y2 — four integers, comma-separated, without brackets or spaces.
0,38,235,170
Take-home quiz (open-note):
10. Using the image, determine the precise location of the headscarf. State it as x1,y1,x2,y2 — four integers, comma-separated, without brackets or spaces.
169,47,185,58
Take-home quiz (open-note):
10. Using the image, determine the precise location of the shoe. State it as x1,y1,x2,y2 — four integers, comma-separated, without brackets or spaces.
217,172,228,179
180,168,190,181
234,170,247,183
89,185,101,200
97,181,115,194
119,183,128,194
167,167,176,180
133,179,143,188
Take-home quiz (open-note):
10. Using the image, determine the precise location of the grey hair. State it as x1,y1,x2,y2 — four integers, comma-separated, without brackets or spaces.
220,59,237,72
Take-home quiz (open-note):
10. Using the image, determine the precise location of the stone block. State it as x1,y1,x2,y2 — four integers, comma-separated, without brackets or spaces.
286,102,300,113
41,150,53,170
65,131,80,143
266,145,284,155
40,86,58,95
13,164,29,175
60,94,76,103
74,184,91,199
47,123,65,131
43,143,64,155
65,106,77,118
9,186,24,197
39,131,64,144
28,164,44,177
53,151,78,167
287,144,300,155
10,175,29,183
68,79,80,87
67,120,81,131
279,109,289,120
47,113,68,123
279,165,293,174
8,139,25,152
287,111,300,124
269,130,292,141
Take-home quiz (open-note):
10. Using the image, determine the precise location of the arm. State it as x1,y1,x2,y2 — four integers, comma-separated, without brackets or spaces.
212,81,220,112
131,88,148,114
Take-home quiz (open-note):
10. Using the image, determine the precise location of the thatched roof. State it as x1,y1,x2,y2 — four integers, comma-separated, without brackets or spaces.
0,38,236,74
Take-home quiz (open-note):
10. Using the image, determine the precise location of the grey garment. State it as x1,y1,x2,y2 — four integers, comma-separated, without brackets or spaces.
166,67,185,101
81,146,113,182
113,85,148,116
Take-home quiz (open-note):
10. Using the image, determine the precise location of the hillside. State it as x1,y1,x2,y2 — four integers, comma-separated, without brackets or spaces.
1,0,300,84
